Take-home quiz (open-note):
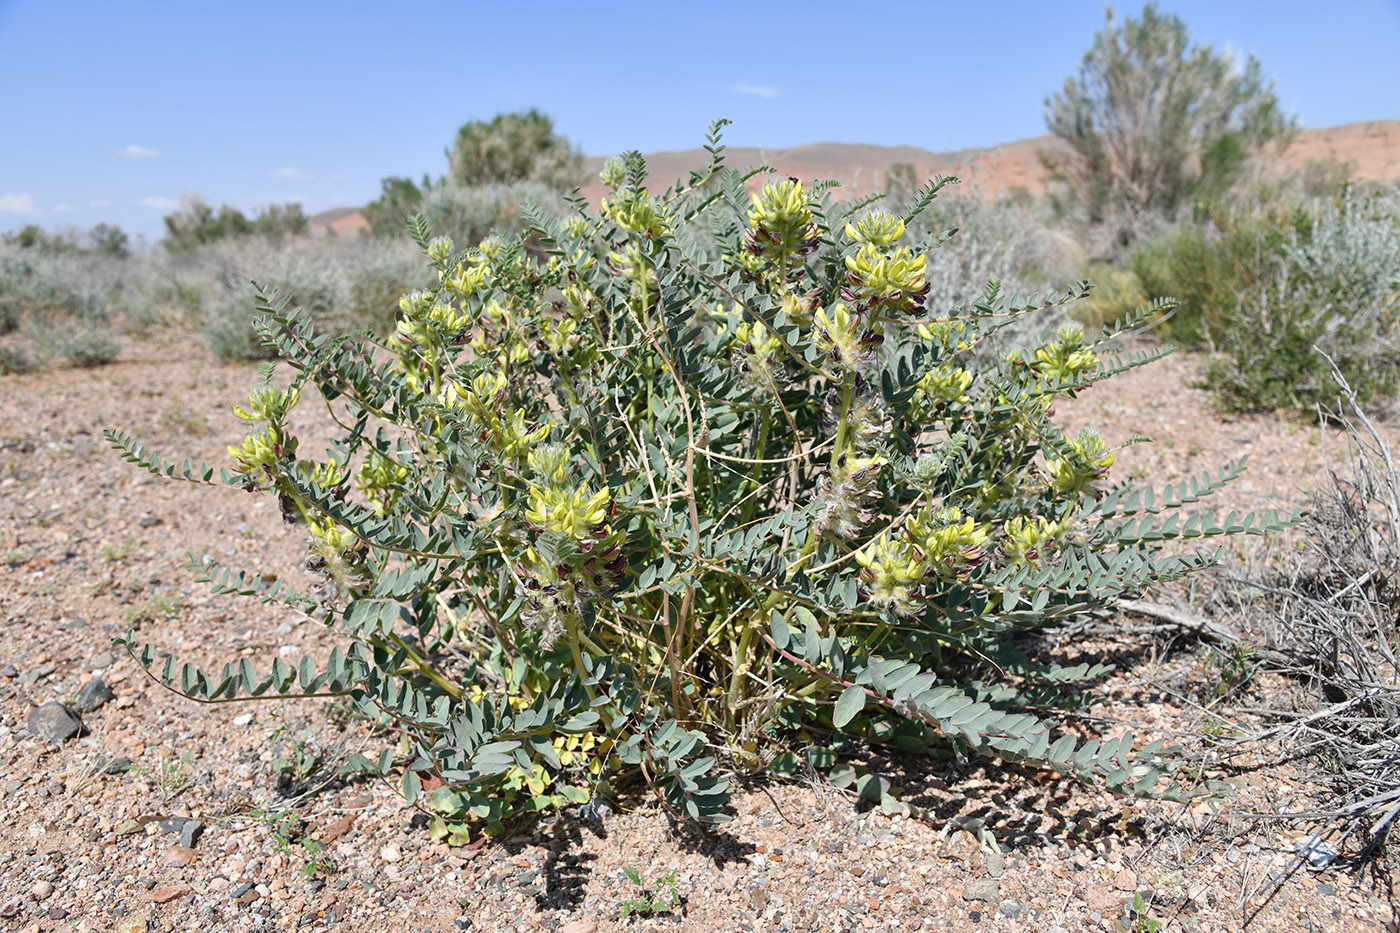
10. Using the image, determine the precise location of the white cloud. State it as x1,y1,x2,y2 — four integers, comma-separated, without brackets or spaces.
0,193,37,213
53,204,74,213
89,200,112,208
118,144,160,160
727,82,779,99
272,166,315,181
138,196,178,209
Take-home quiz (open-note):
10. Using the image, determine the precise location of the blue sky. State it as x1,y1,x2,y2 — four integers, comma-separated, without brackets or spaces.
2,0,1397,242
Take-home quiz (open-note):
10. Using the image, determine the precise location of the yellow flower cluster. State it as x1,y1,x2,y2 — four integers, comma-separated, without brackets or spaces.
1044,428,1115,496
854,531,927,617
905,506,989,572
1033,323,1100,382
814,303,883,372
1002,514,1073,565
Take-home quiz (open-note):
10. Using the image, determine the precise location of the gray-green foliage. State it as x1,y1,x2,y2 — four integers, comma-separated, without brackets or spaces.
1204,188,1400,411
109,126,1290,833
903,191,1079,357
418,182,570,249
1045,4,1292,232
0,241,125,366
0,241,119,333
175,239,431,360
448,109,583,190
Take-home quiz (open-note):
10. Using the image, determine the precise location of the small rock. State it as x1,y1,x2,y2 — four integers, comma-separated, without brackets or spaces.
178,820,204,848
164,845,196,866
26,702,86,741
997,899,1022,918
99,756,134,774
116,819,142,836
116,918,150,933
17,665,56,686
0,664,16,678
985,850,1006,878
962,878,1001,903
232,882,256,903
1296,835,1339,868
32,880,54,900
74,678,115,713
380,843,402,863
560,923,598,933
151,884,192,904
46,906,68,921
320,814,355,842
232,713,254,726
90,653,115,670
159,816,192,836
138,514,162,528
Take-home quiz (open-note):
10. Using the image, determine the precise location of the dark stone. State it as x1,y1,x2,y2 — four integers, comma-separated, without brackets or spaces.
178,820,204,848
74,678,114,713
159,816,192,835
26,702,86,742
99,757,134,774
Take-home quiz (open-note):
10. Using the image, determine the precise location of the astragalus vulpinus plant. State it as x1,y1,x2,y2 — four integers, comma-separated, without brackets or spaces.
109,123,1289,831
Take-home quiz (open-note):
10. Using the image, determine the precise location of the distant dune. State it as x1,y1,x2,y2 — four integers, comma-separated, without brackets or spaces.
311,120,1400,235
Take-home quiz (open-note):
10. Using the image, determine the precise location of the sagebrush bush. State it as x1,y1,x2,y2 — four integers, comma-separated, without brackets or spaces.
188,239,430,360
418,181,570,250
112,127,1287,832
903,193,1078,357
1201,189,1400,412
25,321,122,367
1130,203,1309,346
0,241,120,334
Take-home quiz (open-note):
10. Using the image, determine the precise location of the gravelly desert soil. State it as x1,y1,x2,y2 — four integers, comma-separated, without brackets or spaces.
1,338,1396,933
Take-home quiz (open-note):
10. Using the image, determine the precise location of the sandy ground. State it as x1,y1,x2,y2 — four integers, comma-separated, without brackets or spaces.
1,337,1396,932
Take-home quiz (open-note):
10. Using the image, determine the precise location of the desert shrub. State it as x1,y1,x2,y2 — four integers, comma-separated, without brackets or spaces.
1201,190,1400,412
1129,204,1309,346
88,223,131,258
1044,3,1292,239
24,321,121,367
1218,368,1400,860
365,175,431,238
1074,264,1146,331
418,181,570,249
448,109,583,190
164,195,310,252
111,130,1287,832
904,189,1080,356
0,241,120,335
195,238,430,360
0,344,37,375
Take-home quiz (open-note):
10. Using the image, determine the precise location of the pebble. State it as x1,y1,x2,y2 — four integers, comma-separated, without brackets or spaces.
380,843,402,863
997,899,1022,918
32,881,53,900
151,884,192,904
179,819,205,848
164,844,197,866
90,652,115,669
26,702,86,741
962,878,1001,903
74,677,115,712
560,923,598,933
99,756,134,774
